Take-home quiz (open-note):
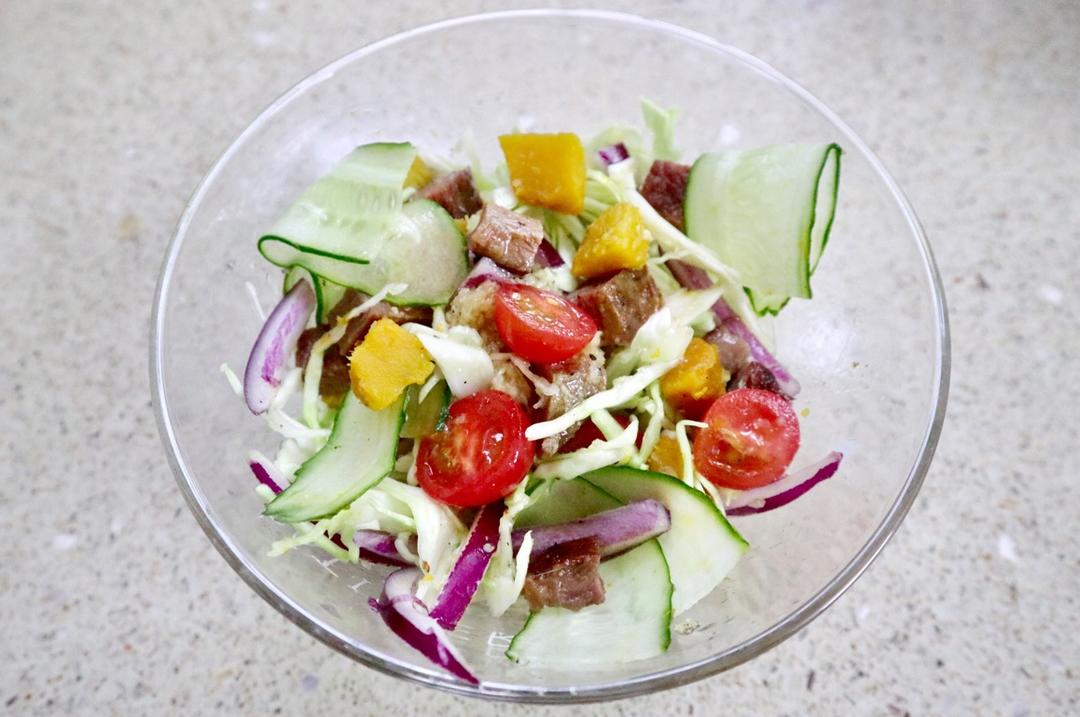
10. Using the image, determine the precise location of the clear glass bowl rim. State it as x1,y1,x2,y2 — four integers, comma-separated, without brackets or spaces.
150,8,951,704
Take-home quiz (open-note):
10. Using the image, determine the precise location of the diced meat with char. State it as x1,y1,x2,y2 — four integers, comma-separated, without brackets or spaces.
328,289,432,354
468,205,544,274
294,327,352,400
536,340,607,455
415,168,483,219
728,361,783,395
316,345,352,400
522,536,605,612
293,290,430,402
640,160,691,231
704,324,751,373
446,280,502,351
295,326,322,369
574,269,663,348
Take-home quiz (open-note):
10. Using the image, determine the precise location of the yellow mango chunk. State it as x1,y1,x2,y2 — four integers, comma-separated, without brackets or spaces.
647,432,683,478
660,338,729,418
572,202,650,279
498,133,586,214
349,319,434,410
404,156,434,190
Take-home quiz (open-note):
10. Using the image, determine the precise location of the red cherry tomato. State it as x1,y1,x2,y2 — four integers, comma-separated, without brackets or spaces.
494,283,597,364
693,388,800,490
415,389,534,507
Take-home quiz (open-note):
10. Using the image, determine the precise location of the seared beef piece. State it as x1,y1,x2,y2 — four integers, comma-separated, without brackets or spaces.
728,361,783,395
318,344,352,399
536,342,607,455
293,290,429,403
295,326,323,369
574,269,663,348
468,205,544,273
640,160,691,231
522,536,605,612
446,280,502,350
415,168,483,218
294,326,352,400
328,290,432,354
704,324,751,373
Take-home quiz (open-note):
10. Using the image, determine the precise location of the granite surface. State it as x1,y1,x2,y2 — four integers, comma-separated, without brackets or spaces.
2,0,1078,714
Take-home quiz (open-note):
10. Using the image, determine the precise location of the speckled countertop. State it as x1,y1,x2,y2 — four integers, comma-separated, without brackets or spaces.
2,1,1077,714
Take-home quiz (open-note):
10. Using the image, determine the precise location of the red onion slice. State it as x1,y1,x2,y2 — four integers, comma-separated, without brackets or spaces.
667,258,801,398
533,238,565,268
369,568,478,684
511,499,671,557
597,142,630,166
248,457,285,494
353,529,415,568
429,502,503,630
461,257,514,289
726,452,843,516
243,280,316,414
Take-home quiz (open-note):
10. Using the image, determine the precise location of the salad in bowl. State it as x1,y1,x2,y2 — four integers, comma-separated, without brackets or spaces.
224,100,842,683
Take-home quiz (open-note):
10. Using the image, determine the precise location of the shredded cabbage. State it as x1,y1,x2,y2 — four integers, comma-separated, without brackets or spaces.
404,323,494,398
268,479,416,561
674,419,708,486
641,98,681,162
634,382,667,467
482,479,535,616
265,367,330,453
525,307,692,441
456,128,497,192
532,415,639,480
220,363,243,396
586,124,651,184
379,479,467,601
606,290,715,381
667,419,731,511
646,258,683,297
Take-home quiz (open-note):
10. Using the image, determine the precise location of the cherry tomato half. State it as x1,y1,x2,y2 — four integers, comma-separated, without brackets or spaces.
415,389,534,507
693,388,800,490
494,283,597,364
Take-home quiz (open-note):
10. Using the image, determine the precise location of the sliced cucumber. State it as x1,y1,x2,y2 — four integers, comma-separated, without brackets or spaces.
583,466,748,615
516,477,622,528
283,266,351,325
505,539,672,667
261,198,468,307
258,142,469,307
265,142,415,262
319,280,348,322
264,391,405,523
683,143,841,315
283,265,323,322
400,380,451,439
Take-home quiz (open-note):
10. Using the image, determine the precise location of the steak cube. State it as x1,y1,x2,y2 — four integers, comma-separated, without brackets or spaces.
415,168,483,218
704,324,751,373
468,205,544,273
640,160,691,231
536,341,607,455
522,536,605,612
728,361,784,396
328,290,432,354
574,269,663,347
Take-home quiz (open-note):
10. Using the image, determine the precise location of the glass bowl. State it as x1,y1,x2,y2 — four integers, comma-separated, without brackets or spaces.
151,9,949,703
